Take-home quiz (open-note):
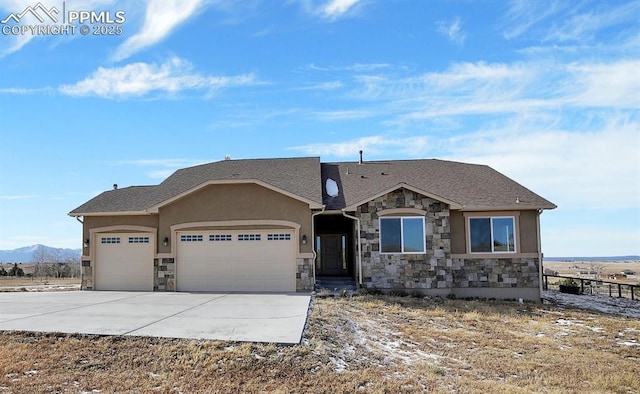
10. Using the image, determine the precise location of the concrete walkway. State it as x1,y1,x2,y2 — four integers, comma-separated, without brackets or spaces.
0,291,311,344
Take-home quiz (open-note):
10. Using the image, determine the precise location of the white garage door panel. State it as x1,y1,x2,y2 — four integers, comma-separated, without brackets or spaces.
95,233,154,291
177,230,295,292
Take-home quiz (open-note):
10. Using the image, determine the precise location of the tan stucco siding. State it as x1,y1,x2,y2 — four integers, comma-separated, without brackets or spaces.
449,210,466,254
158,183,313,254
518,210,539,253
83,215,159,253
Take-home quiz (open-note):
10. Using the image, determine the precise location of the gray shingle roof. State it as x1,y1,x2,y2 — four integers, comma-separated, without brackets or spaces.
321,159,556,211
69,157,555,215
69,157,323,215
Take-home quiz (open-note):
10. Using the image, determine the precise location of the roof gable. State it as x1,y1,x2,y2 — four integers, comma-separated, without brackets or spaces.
69,157,323,215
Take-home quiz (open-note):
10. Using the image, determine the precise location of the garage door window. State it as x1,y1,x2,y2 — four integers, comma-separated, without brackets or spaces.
267,233,291,241
238,234,261,241
210,234,232,241
128,237,149,243
181,235,203,242
101,237,121,244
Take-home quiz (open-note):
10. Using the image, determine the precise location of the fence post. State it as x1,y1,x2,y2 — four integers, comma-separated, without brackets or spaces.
632,286,635,301
544,275,548,290
580,279,585,294
609,285,612,297
618,284,622,298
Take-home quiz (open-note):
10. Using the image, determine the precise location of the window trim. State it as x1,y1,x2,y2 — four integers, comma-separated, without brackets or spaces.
379,216,426,255
467,215,517,254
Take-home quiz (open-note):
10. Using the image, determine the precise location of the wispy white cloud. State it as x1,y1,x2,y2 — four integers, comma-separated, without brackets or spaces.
290,135,430,157
321,0,360,19
111,0,206,61
565,60,640,108
0,195,38,200
294,0,362,20
114,158,208,179
294,81,344,91
543,0,640,42
58,57,257,99
0,87,54,94
347,59,639,121
502,0,640,43
312,109,373,120
436,16,466,44
442,114,640,211
114,158,207,168
304,62,394,72
502,0,567,39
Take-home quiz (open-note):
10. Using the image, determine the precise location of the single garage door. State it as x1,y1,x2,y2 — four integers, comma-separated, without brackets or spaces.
94,233,154,291
176,230,296,292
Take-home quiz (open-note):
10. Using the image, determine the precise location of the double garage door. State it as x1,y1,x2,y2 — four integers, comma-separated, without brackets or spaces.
176,230,296,292
94,229,296,292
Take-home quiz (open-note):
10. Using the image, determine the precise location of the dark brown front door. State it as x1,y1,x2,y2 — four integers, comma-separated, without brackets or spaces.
316,234,349,276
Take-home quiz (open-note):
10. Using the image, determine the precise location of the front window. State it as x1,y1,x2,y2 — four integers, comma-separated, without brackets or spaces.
380,217,425,254
469,217,515,253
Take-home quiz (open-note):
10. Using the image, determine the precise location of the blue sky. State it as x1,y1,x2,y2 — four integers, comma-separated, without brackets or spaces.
0,0,638,257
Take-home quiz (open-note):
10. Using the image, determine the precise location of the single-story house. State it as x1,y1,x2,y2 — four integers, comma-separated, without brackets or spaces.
69,155,556,300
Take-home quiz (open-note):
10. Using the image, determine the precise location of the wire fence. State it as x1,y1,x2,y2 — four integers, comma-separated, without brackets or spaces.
543,274,640,301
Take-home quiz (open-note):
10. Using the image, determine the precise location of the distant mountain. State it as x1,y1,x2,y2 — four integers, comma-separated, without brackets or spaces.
545,256,640,262
0,245,81,263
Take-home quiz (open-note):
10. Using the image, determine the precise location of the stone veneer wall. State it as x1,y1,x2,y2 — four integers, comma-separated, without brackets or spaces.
357,188,452,290
452,258,539,289
296,257,314,291
356,188,540,298
81,260,92,290
155,258,175,291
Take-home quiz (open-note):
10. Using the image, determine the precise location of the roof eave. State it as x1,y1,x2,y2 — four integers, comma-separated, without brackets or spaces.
68,211,153,217
456,204,557,212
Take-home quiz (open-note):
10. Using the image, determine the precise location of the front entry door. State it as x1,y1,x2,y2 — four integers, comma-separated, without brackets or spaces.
316,234,349,276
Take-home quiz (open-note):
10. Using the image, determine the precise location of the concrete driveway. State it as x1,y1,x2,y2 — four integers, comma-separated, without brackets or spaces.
0,291,311,344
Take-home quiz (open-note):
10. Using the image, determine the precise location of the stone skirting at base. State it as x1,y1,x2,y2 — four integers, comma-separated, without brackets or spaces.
296,257,314,291
361,257,541,300
81,260,92,290
154,258,175,291
367,286,541,302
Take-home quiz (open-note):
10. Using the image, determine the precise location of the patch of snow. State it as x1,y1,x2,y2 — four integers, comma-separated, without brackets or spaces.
23,370,38,375
543,291,640,318
326,178,339,197
617,340,639,347
330,356,348,373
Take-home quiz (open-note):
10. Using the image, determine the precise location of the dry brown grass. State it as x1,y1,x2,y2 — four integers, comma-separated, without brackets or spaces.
0,277,80,287
1,296,639,393
544,261,640,283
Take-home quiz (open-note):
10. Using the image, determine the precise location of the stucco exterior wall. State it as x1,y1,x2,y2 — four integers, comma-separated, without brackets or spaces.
449,210,466,254
355,188,541,300
83,215,159,252
158,183,313,254
518,210,539,253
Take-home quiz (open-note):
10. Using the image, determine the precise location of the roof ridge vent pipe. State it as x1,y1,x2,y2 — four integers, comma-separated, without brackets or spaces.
359,150,363,164
113,184,118,190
